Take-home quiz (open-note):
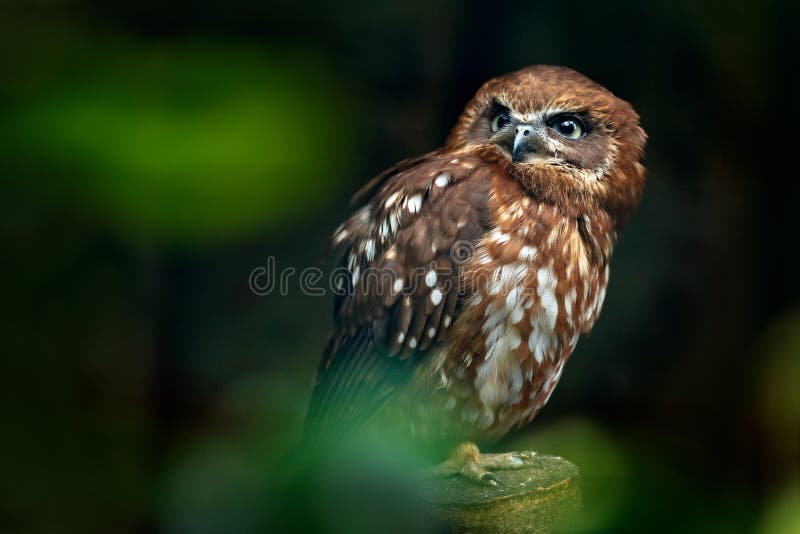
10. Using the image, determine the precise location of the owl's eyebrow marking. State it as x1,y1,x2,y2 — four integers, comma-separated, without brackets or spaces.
489,99,510,115
512,107,580,124
544,109,592,122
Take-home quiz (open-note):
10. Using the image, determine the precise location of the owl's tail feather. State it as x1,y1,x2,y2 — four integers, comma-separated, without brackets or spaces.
269,325,420,513
303,326,412,445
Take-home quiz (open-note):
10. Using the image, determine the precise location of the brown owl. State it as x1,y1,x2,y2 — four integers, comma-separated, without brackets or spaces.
304,65,647,483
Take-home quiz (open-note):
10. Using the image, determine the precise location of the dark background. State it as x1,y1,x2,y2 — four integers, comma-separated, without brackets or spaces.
2,1,799,532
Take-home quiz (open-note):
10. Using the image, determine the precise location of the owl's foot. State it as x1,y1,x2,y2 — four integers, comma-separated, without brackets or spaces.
420,442,541,486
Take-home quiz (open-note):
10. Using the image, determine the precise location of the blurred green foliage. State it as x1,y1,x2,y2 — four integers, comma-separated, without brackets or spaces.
760,484,800,534
2,40,353,243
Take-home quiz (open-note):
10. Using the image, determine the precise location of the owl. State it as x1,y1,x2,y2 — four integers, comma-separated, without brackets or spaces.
304,65,646,483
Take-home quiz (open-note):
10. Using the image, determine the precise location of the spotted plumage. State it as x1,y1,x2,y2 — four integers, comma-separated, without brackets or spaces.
305,65,646,456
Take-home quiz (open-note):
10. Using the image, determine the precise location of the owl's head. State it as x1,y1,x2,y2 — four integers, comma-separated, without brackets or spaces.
446,65,647,228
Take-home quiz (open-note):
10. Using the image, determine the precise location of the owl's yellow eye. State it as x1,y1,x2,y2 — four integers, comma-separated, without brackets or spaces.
491,111,511,132
547,114,587,139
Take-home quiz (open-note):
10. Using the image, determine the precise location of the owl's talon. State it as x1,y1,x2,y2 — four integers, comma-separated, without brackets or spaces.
420,442,539,486
459,459,501,486
508,450,542,468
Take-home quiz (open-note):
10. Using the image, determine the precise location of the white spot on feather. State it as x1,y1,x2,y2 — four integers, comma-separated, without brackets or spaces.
384,192,400,208
364,239,375,261
536,267,557,290
528,331,555,364
519,245,537,262
491,230,510,244
505,287,519,311
434,174,450,187
510,305,524,325
565,287,577,321
522,266,559,364
430,288,443,305
388,212,400,234
333,225,349,244
425,270,437,287
475,324,525,414
507,327,521,349
478,410,495,429
407,194,422,214
487,263,528,295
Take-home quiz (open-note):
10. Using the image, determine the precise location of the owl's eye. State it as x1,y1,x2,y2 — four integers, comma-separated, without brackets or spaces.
547,114,587,140
490,111,511,132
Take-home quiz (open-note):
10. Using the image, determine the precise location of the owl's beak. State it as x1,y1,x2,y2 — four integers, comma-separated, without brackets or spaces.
511,124,543,163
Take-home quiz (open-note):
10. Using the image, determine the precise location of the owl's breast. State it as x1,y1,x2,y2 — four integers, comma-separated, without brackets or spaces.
431,182,615,441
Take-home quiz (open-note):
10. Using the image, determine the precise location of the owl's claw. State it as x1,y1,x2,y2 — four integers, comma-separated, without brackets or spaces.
459,456,502,486
420,442,540,486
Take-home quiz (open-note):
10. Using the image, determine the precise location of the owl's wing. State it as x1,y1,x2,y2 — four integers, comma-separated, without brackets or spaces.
304,153,492,442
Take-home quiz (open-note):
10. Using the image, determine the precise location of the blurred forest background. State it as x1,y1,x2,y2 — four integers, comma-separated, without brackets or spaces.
2,0,799,532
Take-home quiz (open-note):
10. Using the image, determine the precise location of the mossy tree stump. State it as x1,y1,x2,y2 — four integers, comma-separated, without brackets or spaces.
417,454,581,532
